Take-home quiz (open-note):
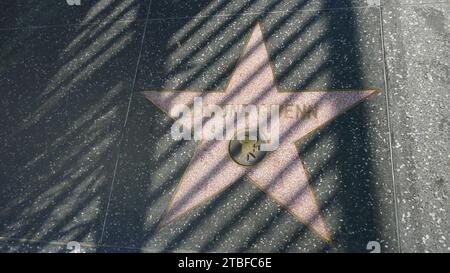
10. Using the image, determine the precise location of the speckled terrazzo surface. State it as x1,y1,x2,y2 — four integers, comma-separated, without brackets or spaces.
0,0,448,253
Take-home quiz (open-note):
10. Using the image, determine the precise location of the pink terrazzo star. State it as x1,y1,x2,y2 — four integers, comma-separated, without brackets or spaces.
143,23,378,242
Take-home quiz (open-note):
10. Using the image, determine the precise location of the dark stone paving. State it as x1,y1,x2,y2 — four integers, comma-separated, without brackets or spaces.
0,1,150,29
0,21,146,243
111,8,397,252
148,0,376,20
0,0,448,252
137,8,384,91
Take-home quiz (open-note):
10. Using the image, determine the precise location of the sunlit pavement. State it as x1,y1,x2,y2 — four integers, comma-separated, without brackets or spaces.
0,0,448,253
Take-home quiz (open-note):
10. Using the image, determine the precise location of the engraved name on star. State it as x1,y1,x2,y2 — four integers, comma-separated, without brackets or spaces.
143,23,378,242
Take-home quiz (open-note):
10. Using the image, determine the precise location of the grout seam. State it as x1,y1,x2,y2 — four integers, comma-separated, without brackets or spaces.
98,0,153,244
0,236,195,253
378,5,402,253
1,1,449,31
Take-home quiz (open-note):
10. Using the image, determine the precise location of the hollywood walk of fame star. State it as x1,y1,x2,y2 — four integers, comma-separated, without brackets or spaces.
143,23,378,242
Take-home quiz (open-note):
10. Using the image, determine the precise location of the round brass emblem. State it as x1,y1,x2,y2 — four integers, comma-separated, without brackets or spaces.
229,130,267,166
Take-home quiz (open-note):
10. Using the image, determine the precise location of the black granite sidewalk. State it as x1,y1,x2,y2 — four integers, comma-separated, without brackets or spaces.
0,0,448,253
